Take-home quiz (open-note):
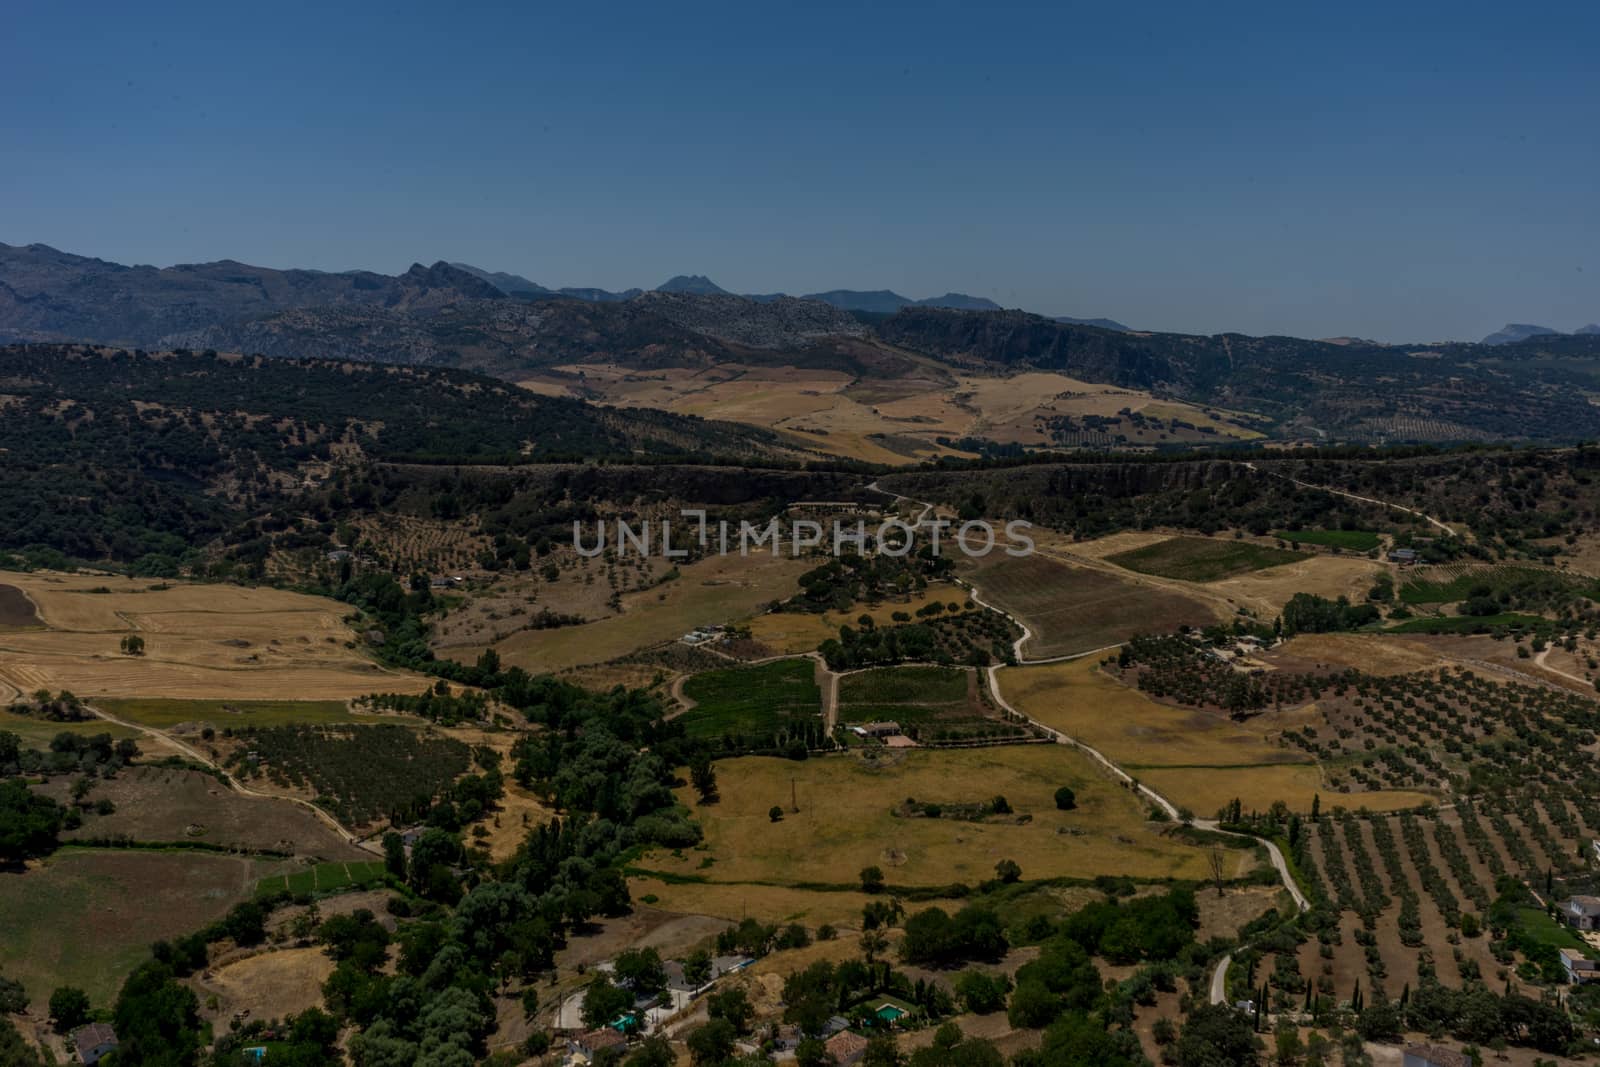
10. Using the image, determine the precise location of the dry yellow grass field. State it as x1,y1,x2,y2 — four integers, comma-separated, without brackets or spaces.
642,746,1224,894
0,571,430,700
518,364,1265,465
483,550,812,672
202,947,334,1022
1207,554,1384,617
998,657,1431,813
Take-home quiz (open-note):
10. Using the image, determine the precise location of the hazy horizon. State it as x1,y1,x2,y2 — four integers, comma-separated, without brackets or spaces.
6,0,1596,342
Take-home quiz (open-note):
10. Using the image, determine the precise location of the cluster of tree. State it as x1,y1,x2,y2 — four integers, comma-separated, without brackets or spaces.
359,682,493,726
779,550,951,614
0,778,66,865
820,610,1017,671
1280,592,1381,636
898,904,1008,967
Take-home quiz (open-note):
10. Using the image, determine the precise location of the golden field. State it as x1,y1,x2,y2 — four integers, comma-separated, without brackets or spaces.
0,572,429,701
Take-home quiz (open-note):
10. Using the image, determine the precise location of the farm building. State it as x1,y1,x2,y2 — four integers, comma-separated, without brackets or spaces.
1388,548,1418,564
851,721,902,739
569,1028,626,1059
1562,948,1600,984
824,1031,869,1067
1401,1046,1471,1067
1560,895,1600,931
72,1023,119,1065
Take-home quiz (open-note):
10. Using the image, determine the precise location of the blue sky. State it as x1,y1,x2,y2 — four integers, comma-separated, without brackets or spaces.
4,0,1596,341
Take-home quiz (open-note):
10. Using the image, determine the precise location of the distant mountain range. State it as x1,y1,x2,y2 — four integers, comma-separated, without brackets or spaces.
1482,322,1600,345
448,262,1126,327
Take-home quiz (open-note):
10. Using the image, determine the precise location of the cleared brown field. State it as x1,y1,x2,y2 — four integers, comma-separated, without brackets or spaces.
0,849,288,1004
999,657,1430,814
0,571,430,700
641,746,1233,898
59,766,370,858
0,583,40,627
483,550,812,673
966,553,1220,658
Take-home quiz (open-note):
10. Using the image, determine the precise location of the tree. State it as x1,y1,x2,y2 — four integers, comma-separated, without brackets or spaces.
953,970,1009,1014
120,634,145,656
613,947,668,999
382,831,407,880
707,987,754,1034
687,1019,737,1066
860,866,886,893
1174,1002,1260,1066
1054,786,1076,811
48,986,90,1034
993,859,1021,884
581,973,634,1030
0,780,65,865
769,805,784,823
690,756,719,805
1208,848,1227,897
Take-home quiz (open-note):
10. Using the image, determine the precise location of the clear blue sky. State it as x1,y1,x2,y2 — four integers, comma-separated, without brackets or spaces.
5,0,1596,341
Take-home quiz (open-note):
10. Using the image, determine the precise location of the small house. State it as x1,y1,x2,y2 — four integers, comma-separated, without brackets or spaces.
1388,548,1418,564
571,1028,627,1057
1560,895,1600,931
1561,948,1600,984
72,1023,119,1066
854,722,901,739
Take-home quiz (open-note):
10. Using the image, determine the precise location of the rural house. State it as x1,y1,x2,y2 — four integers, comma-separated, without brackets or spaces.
851,721,902,739
72,1023,119,1065
569,1028,627,1059
1387,548,1418,564
1402,1045,1472,1067
1560,895,1600,931
1562,948,1600,984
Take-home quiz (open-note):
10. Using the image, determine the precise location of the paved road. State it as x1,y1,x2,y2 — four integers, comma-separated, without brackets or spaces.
1209,953,1231,1005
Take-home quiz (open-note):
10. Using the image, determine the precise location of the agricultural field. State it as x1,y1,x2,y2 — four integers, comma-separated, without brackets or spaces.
677,659,823,743
479,549,812,673
836,665,1028,743
1000,655,1430,813
57,765,370,858
96,697,376,730
1397,561,1600,612
225,723,472,829
0,849,289,1005
1272,529,1382,552
0,583,40,628
0,570,430,701
1105,536,1303,582
746,585,960,655
638,746,1246,915
519,364,1266,464
964,552,1220,658
253,860,387,897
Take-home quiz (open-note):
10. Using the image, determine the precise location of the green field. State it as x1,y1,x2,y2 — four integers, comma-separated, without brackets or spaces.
255,860,387,898
678,660,822,739
1273,529,1380,552
97,698,367,729
0,708,140,747
1397,564,1600,608
838,665,968,705
1106,536,1302,582
1387,612,1549,634
0,850,282,1005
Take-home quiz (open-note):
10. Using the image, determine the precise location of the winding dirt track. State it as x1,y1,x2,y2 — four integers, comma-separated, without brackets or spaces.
872,482,1313,916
